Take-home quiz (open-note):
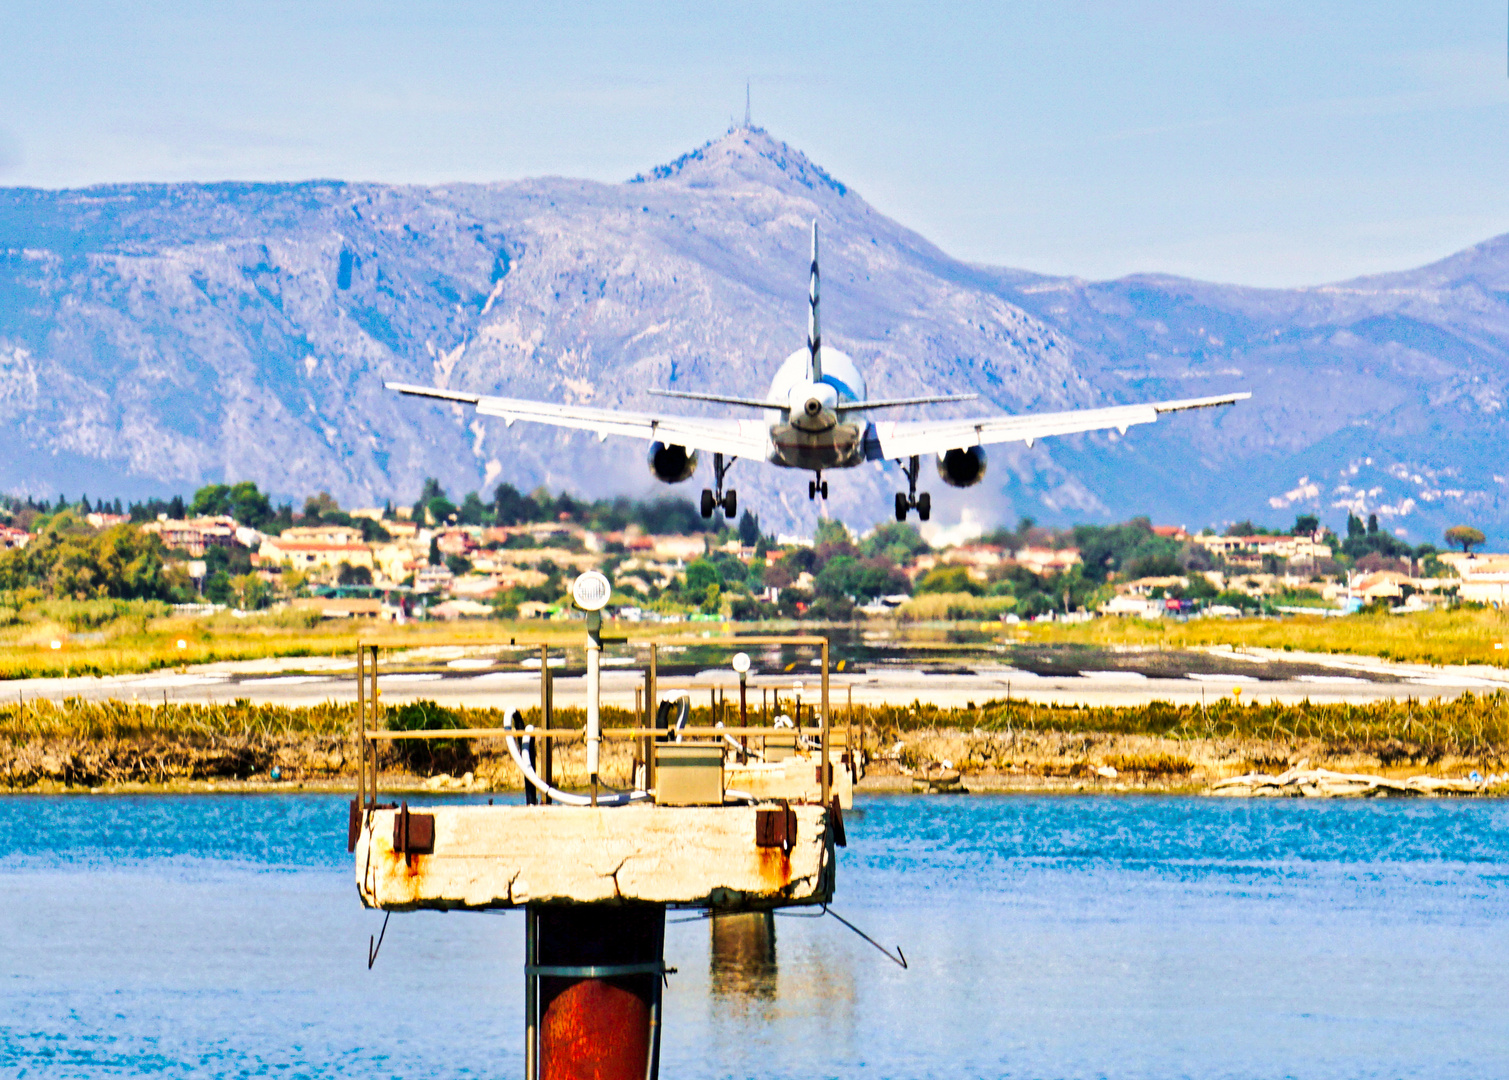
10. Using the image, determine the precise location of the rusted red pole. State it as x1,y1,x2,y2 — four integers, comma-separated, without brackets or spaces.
531,903,665,1080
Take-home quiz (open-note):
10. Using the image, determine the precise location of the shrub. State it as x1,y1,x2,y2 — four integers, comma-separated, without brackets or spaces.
386,699,473,775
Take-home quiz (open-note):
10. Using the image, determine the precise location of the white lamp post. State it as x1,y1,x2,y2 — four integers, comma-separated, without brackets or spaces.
572,570,612,805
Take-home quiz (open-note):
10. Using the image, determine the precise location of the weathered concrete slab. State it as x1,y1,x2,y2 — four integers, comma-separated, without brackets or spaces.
725,752,854,808
355,804,835,912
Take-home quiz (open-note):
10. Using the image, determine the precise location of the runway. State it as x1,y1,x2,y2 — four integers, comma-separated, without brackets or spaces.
12,645,1509,713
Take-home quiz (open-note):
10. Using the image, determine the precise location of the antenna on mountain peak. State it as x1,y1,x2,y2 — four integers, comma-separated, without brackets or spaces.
744,80,752,129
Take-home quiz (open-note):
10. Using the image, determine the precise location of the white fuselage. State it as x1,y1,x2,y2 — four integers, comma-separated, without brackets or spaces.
763,346,869,470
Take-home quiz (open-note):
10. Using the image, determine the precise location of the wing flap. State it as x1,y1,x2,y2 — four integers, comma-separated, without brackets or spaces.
873,392,1249,459
387,382,769,459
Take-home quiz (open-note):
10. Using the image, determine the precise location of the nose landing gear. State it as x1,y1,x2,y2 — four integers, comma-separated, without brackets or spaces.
894,456,930,521
700,453,738,519
807,471,829,500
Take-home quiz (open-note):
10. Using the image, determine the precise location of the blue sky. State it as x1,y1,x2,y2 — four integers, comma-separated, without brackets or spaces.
1,1,1506,286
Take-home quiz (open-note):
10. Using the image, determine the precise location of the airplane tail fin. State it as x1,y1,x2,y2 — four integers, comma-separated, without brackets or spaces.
807,220,822,383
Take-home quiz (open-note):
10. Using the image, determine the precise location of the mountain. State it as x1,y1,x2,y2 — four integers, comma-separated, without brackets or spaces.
0,126,1505,542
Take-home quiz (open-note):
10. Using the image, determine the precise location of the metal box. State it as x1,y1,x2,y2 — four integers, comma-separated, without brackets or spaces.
763,730,799,762
654,743,725,806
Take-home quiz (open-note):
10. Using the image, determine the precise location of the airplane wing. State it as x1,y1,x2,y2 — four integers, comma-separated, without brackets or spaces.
871,392,1250,460
385,382,770,459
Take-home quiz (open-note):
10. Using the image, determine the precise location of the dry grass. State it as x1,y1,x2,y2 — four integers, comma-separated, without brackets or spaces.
854,691,1509,764
1023,606,1509,668
6,692,1508,789
898,593,1016,621
0,608,743,681
1103,751,1194,776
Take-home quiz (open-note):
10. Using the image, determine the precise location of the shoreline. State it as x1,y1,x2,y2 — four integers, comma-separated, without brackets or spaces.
5,741,1502,799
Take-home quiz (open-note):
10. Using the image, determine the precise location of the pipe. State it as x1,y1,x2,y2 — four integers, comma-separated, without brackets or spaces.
507,709,650,807
717,722,765,761
671,694,690,742
586,618,601,792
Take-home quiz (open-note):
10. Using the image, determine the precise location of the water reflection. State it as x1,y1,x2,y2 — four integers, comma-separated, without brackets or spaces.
709,911,777,998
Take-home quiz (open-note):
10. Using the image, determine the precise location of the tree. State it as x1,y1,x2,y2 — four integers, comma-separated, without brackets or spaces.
227,482,273,527
413,478,447,525
302,492,340,521
1445,525,1486,553
684,559,719,595
231,573,271,610
1292,514,1319,536
458,491,489,526
192,481,274,527
0,518,183,600
737,510,762,547
337,562,373,585
861,522,930,566
913,565,982,596
1072,519,1182,583
492,483,535,526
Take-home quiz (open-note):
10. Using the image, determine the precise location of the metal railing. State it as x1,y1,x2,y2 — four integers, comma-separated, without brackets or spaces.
352,634,853,810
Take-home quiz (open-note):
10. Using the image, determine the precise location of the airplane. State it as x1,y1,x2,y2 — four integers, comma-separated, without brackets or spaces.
387,223,1249,523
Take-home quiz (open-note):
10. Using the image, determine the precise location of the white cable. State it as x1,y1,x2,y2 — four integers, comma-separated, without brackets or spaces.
505,710,650,807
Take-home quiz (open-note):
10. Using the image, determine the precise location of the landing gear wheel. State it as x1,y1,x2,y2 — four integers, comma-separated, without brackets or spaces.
723,489,737,520
895,493,908,521
808,480,817,500
700,489,716,519
917,492,931,521
820,481,829,500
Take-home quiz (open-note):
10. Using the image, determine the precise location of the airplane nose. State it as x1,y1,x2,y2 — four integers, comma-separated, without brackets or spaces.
804,398,823,417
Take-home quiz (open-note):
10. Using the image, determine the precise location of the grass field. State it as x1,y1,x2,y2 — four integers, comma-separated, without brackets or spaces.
0,601,627,680
7,690,1506,758
9,599,1509,682
1021,606,1509,668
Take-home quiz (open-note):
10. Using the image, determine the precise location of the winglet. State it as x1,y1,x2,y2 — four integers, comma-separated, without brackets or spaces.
384,380,482,405
807,220,822,384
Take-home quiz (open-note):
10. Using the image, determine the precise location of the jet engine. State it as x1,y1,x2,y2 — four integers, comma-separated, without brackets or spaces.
647,441,698,484
936,446,987,488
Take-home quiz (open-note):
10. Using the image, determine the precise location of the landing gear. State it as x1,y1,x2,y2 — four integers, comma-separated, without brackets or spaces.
807,472,828,500
700,453,738,520
895,456,930,521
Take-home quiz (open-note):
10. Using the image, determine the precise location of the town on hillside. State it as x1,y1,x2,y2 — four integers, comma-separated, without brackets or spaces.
0,482,1499,624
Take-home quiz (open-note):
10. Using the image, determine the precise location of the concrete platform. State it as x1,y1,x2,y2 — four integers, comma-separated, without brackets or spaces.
355,804,835,912
725,752,854,808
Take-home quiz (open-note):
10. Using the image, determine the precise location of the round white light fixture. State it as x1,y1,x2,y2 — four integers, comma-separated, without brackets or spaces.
731,651,751,674
572,570,612,612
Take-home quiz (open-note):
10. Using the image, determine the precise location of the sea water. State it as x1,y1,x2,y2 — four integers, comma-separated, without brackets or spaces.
3,793,1508,1079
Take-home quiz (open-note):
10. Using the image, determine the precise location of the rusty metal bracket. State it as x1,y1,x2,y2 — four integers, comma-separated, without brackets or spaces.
755,801,797,854
349,798,395,852
348,798,362,853
829,796,847,847
393,802,435,864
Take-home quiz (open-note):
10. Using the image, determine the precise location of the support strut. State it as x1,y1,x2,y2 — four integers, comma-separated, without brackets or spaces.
701,454,738,520
894,456,930,521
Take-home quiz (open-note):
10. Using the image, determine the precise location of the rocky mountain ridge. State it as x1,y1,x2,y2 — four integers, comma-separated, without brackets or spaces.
1,126,1505,540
